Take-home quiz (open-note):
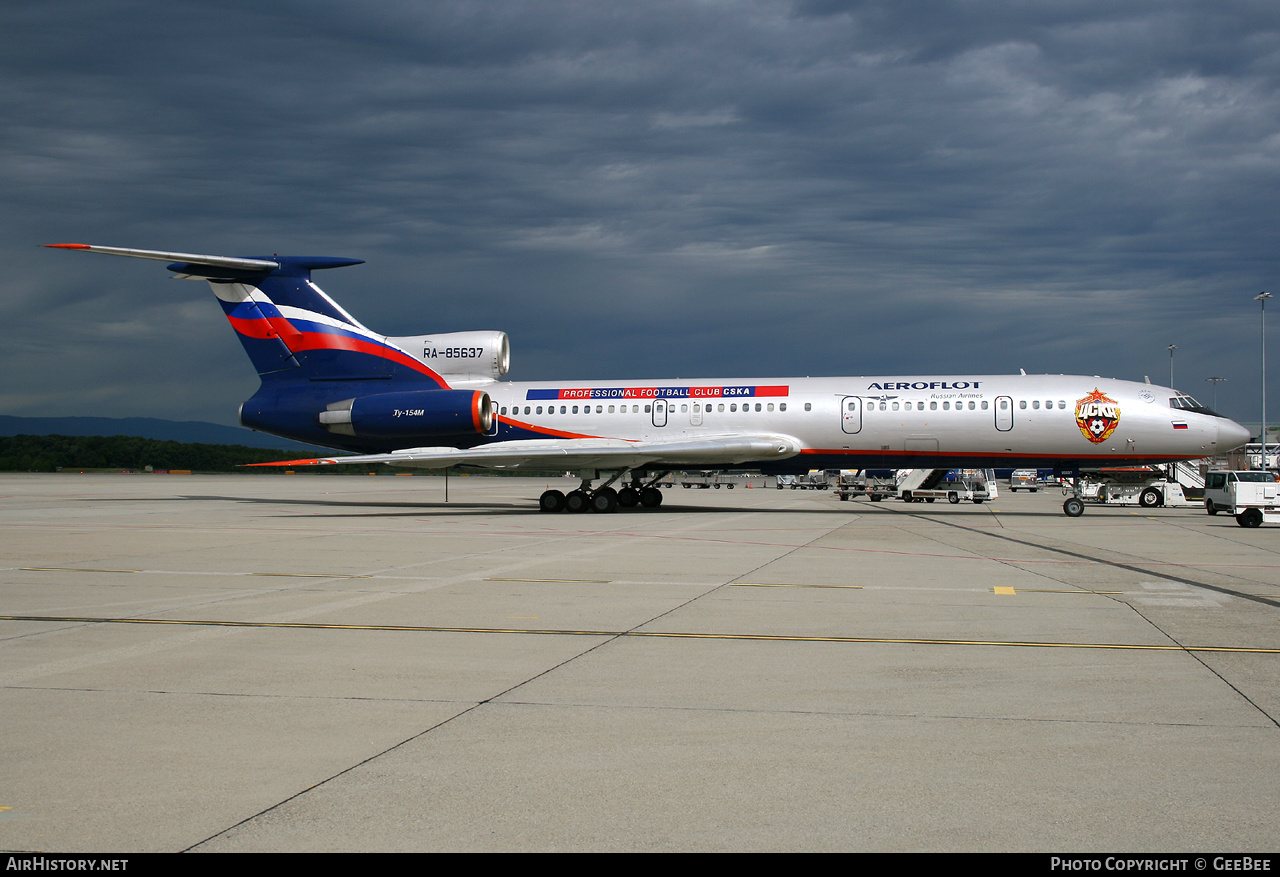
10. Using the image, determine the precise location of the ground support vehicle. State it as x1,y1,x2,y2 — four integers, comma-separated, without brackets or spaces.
833,472,897,501
1203,470,1280,525
891,469,997,505
776,470,832,490
679,470,736,489
1066,467,1200,512
900,470,997,505
1224,479,1280,528
1075,478,1193,509
1008,469,1043,492
833,470,865,501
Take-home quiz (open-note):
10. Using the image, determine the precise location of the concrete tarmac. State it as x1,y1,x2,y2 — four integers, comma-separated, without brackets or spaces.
1,472,1277,852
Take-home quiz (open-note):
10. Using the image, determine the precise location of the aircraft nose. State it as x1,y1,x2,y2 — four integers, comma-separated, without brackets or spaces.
1219,418,1252,452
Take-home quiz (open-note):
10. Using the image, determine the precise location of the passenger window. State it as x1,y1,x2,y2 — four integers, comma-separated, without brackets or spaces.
804,403,811,411
981,401,988,410
755,403,762,412
779,403,786,412
930,401,937,410
768,403,775,412
1033,401,1040,409
731,403,738,412
1019,400,1027,409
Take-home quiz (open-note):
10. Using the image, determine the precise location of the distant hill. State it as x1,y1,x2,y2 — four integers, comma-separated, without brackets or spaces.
0,415,322,451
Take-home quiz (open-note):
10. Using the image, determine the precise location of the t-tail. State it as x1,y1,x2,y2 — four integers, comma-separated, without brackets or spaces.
45,244,506,451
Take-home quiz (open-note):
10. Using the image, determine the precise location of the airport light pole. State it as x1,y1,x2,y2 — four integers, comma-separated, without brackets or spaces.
1257,292,1271,470
1166,344,1177,388
1205,376,1226,410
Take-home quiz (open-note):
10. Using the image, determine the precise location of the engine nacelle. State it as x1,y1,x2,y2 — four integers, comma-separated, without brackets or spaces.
319,390,493,438
385,331,510,384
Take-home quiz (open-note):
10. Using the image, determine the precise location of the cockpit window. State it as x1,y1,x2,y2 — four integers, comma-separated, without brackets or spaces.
1169,394,1223,417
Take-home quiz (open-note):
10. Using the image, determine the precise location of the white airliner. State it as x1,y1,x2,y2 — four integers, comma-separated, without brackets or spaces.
47,243,1251,516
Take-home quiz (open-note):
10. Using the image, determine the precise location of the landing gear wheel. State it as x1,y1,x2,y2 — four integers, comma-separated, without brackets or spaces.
617,487,640,508
539,490,566,513
640,487,663,508
1139,487,1163,508
1237,508,1264,528
565,490,591,513
590,489,618,513
1063,497,1085,517
948,492,960,504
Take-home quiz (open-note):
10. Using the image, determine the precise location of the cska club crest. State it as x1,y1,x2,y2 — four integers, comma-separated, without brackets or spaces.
1075,388,1120,444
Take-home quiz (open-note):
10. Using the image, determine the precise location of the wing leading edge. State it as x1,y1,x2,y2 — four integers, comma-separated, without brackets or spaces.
248,433,803,471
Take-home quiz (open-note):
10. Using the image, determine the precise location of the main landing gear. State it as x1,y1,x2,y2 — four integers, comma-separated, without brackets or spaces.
539,469,666,513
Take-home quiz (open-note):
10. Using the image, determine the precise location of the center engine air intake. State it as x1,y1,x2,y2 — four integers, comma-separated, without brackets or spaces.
319,390,493,438
385,331,510,384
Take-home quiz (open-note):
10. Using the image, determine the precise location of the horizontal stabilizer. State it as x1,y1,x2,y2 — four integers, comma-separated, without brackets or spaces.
45,244,279,273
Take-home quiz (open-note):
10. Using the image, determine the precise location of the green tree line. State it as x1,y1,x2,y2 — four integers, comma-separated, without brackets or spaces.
0,434,311,473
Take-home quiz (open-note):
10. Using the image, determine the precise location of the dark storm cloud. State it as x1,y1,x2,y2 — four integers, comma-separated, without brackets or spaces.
3,1,1278,424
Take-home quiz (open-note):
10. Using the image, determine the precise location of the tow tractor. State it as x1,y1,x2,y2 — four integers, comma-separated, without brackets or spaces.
1059,462,1207,516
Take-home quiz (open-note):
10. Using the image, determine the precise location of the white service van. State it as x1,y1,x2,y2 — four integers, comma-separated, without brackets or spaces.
1204,470,1280,526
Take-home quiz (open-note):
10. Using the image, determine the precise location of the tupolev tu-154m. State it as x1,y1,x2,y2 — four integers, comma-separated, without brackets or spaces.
47,243,1251,516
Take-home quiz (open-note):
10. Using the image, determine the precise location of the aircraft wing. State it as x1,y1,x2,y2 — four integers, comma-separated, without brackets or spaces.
248,433,803,471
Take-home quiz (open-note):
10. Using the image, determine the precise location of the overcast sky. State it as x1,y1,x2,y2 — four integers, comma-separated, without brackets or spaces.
3,0,1278,427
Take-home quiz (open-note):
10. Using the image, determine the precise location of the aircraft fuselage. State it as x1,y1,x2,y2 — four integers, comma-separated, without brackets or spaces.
482,374,1241,474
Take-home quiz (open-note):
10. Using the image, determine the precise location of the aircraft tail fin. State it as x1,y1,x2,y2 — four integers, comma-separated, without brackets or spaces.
46,244,449,387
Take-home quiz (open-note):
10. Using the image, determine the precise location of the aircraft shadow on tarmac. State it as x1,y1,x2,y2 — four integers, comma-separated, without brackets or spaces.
110,493,1168,520
161,494,796,517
